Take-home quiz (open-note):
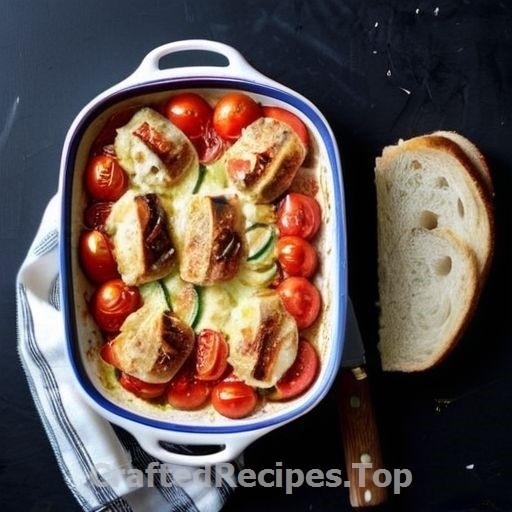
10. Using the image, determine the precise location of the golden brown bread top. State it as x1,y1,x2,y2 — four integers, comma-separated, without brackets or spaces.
111,302,195,383
224,117,307,203
226,292,298,388
106,190,177,286
180,195,245,286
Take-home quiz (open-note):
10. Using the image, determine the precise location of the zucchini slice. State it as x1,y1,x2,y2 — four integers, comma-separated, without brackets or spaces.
159,273,202,328
246,223,276,262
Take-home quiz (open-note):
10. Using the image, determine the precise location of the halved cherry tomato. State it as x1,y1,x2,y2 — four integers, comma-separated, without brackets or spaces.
85,154,128,202
100,339,119,367
276,235,318,278
262,105,309,148
213,92,263,140
269,339,319,401
276,193,322,241
195,329,229,381
211,381,258,419
84,201,113,231
119,373,167,400
91,278,141,333
277,276,322,329
164,92,213,139
191,123,225,164
167,367,211,410
79,229,118,283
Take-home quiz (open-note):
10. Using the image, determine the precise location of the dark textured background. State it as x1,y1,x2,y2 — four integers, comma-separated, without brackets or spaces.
2,1,512,511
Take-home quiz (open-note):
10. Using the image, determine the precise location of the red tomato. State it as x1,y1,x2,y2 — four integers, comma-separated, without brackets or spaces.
195,329,229,381
211,381,258,419
84,154,128,202
276,193,322,240
269,339,319,401
90,107,140,154
84,202,113,230
164,92,213,139
119,373,167,400
276,235,318,278
91,278,141,333
191,123,225,164
277,276,322,329
262,105,309,148
213,92,263,140
79,229,118,283
100,339,119,367
167,367,211,410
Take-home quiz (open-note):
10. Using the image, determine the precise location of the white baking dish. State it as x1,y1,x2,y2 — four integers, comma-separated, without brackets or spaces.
59,40,347,465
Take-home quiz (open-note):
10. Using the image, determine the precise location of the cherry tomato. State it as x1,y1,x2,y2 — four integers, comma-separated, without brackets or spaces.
276,235,318,278
84,154,128,202
213,92,263,140
269,339,319,401
84,201,113,230
192,123,225,164
195,329,229,381
79,229,118,283
164,92,213,139
100,339,119,367
90,107,140,154
119,373,167,400
167,367,211,410
277,276,322,329
276,193,322,240
262,106,309,148
211,381,258,419
91,278,141,333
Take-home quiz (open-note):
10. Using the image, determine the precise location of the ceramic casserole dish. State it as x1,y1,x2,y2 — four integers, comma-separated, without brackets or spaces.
59,39,347,465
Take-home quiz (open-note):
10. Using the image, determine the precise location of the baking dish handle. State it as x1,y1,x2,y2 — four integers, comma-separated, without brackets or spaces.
128,424,265,466
126,39,276,87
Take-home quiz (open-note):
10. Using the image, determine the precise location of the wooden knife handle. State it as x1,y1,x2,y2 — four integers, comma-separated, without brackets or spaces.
338,367,388,507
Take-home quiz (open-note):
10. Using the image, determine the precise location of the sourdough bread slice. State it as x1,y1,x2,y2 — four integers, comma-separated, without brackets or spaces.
377,228,479,372
375,134,494,276
375,132,494,371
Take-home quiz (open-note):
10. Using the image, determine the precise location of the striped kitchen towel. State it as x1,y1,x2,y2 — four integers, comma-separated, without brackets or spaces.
16,194,242,512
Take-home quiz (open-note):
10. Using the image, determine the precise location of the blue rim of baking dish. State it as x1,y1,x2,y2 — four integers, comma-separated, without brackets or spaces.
60,76,347,434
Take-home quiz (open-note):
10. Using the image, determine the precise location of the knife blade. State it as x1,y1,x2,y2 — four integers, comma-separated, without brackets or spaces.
338,298,387,507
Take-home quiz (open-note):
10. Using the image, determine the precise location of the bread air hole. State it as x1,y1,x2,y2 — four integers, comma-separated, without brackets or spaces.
410,159,422,170
435,176,449,189
433,256,452,276
419,210,438,230
457,198,465,218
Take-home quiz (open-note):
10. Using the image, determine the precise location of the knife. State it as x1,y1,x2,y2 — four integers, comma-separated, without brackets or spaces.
338,298,387,507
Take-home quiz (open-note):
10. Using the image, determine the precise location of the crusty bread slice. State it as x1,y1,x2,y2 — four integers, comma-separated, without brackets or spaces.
224,117,307,203
375,134,494,276
226,292,298,388
375,132,494,371
110,301,195,384
377,228,480,372
115,107,198,194
180,195,245,286
106,190,176,286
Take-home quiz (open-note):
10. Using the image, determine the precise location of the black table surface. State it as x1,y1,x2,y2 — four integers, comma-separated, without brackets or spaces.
2,1,512,511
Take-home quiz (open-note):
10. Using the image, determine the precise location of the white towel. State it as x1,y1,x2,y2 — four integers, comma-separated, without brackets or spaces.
16,194,241,511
